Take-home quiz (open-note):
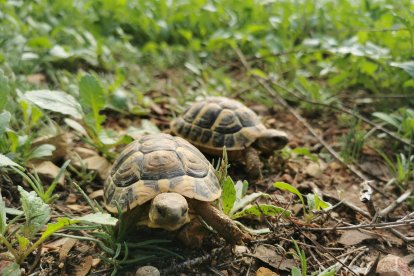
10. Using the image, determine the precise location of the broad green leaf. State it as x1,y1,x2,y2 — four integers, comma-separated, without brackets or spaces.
38,217,74,242
5,207,23,216
234,180,249,199
0,154,23,169
27,144,56,160
313,193,331,210
18,186,51,236
0,71,9,111
16,233,30,252
221,176,236,215
390,61,414,77
0,191,6,234
249,68,268,79
64,118,87,136
79,74,105,130
372,112,400,128
1,262,20,276
126,120,161,137
231,204,291,219
274,182,305,207
24,90,82,119
230,192,268,216
291,147,318,162
74,212,118,226
0,111,11,136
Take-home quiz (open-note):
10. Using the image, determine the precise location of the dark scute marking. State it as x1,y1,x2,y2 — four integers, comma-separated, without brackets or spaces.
104,181,115,204
212,132,225,147
189,125,202,141
236,109,259,127
111,149,136,175
213,110,242,134
169,177,183,189
196,104,221,128
224,134,235,148
126,187,135,206
181,123,192,138
114,170,140,187
195,179,211,199
144,180,159,191
200,130,212,144
141,151,185,180
174,118,184,134
183,102,204,123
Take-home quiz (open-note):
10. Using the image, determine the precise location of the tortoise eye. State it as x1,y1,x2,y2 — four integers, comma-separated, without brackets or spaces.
181,208,187,216
156,206,166,217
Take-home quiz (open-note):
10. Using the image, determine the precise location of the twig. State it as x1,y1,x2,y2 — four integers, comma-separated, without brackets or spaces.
378,187,414,218
389,228,414,243
270,80,414,149
301,219,414,231
160,246,229,274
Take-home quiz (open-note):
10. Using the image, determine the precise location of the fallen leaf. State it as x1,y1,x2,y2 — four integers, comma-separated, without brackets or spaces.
376,254,412,276
253,244,296,271
32,133,68,161
67,204,91,212
31,161,64,186
59,238,77,262
82,155,112,179
256,267,278,276
26,73,46,85
305,162,325,178
88,189,103,200
66,193,78,204
338,230,376,246
72,147,98,159
92,258,101,267
75,255,93,276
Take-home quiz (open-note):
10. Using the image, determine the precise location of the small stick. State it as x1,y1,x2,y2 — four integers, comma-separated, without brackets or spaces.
378,187,414,218
301,219,414,231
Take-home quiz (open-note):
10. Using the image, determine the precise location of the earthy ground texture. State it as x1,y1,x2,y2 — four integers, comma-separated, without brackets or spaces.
0,1,413,276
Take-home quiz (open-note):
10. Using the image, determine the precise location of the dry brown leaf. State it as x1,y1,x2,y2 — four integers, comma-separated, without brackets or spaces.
253,244,296,271
75,255,93,276
26,73,46,85
83,155,112,179
67,204,91,212
89,189,104,200
73,147,98,159
31,161,64,186
59,238,77,262
66,193,78,204
92,258,101,267
256,267,278,276
32,133,68,161
43,237,72,251
338,230,376,246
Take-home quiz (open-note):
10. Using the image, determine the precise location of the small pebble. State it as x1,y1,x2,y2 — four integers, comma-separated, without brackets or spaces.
136,266,160,276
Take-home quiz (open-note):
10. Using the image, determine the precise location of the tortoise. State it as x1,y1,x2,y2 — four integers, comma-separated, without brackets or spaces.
103,133,246,244
170,97,289,179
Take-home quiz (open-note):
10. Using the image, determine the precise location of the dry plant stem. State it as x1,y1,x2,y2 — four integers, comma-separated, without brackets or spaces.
301,219,414,231
189,200,249,244
234,47,378,184
322,193,371,219
161,246,228,274
320,246,367,266
378,187,414,218
309,248,326,270
269,78,414,149
390,228,414,242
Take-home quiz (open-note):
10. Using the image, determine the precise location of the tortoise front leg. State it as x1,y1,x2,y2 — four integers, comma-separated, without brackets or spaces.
188,200,250,245
244,147,263,180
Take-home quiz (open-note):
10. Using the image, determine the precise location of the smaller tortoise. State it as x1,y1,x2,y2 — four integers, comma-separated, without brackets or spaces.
104,133,246,244
170,97,289,179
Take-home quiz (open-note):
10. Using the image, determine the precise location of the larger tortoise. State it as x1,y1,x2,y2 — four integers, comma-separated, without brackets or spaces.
104,133,246,244
170,97,289,179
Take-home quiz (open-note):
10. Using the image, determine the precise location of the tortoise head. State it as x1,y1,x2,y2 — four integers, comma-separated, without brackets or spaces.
254,129,288,154
148,193,190,231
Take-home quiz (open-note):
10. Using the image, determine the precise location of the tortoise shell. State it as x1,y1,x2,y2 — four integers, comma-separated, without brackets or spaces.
170,97,268,152
104,133,221,213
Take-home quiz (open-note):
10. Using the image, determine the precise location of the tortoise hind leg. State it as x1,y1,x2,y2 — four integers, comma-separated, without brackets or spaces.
188,200,250,245
244,147,263,180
